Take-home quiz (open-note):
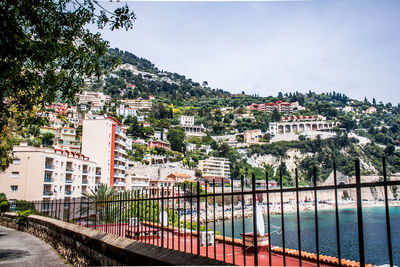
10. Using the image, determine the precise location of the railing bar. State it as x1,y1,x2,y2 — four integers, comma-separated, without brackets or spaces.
168,184,170,250
157,189,160,248
141,189,144,242
252,173,258,266
190,182,193,254
172,185,175,250
94,196,97,230
295,168,302,267
266,172,272,266
161,187,164,249
222,178,226,263
184,183,187,253
213,179,216,260
279,168,286,266
231,179,235,265
382,157,394,267
313,166,320,267
58,198,61,221
178,185,181,252
355,160,365,267
119,192,122,236
333,162,342,267
241,176,246,266
87,196,90,228
71,198,74,223
205,181,209,258
106,194,109,233
197,181,201,256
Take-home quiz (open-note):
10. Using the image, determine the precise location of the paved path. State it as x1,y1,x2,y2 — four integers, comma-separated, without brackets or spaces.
0,226,68,267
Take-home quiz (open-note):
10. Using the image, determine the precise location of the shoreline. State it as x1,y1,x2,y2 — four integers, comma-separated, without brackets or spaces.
189,201,400,223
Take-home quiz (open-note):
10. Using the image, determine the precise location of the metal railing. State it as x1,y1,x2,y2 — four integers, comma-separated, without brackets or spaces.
31,158,399,266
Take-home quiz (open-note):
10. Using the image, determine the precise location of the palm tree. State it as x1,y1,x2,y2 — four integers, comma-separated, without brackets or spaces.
81,184,117,225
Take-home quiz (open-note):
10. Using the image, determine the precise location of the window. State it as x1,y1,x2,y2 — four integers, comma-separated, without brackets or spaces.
13,158,20,165
11,172,19,178
10,185,18,191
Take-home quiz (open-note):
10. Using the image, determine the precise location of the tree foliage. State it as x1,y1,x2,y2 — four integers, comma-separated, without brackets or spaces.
0,0,136,171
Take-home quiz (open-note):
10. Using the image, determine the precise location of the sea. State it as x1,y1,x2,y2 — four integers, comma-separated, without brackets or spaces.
211,206,400,266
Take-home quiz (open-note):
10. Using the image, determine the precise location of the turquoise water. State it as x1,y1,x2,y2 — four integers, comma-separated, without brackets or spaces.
211,206,400,265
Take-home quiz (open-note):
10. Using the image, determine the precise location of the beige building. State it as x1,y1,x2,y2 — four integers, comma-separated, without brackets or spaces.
82,116,129,190
40,126,80,153
199,157,230,180
0,144,99,201
244,129,262,144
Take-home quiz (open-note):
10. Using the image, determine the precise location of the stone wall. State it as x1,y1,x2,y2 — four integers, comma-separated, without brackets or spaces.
0,213,228,266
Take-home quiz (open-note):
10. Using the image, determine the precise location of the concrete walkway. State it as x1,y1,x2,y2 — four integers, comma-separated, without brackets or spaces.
0,226,68,267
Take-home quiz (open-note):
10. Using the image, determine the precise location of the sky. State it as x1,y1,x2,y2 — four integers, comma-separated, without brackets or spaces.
90,0,400,104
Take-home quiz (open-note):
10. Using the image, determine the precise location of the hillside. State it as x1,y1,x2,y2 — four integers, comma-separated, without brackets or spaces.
87,48,231,102
59,48,400,184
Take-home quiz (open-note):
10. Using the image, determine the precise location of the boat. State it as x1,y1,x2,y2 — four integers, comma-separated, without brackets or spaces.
240,203,270,252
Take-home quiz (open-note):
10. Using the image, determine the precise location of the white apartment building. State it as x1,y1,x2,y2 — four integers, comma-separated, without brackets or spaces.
82,116,129,190
0,144,99,201
269,120,338,135
126,175,150,191
199,157,230,180
178,116,207,136
120,98,152,110
180,116,195,126
116,104,138,118
76,91,111,110
77,91,111,105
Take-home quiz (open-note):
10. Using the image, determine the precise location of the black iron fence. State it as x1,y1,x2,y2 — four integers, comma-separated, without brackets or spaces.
30,158,400,266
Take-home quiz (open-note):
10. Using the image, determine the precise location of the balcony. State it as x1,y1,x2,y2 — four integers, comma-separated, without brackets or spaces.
82,180,89,185
66,167,74,172
43,191,53,197
65,179,73,184
114,172,126,179
82,169,89,174
44,176,53,183
114,182,126,187
116,130,127,139
114,156,127,163
114,164,126,171
131,181,149,188
115,147,127,155
115,139,126,147
95,172,101,176
45,164,55,170
65,191,72,196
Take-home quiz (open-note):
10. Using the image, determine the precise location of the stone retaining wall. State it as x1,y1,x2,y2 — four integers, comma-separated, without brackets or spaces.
0,212,228,266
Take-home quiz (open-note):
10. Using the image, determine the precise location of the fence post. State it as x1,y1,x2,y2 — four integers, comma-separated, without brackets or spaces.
197,181,200,256
161,186,164,248
251,173,258,266
295,168,302,267
355,160,365,267
382,157,393,267
333,162,342,267
119,192,122,236
313,166,319,267
280,167,286,266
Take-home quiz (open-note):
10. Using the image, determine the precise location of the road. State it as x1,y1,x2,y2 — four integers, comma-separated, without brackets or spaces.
0,225,68,266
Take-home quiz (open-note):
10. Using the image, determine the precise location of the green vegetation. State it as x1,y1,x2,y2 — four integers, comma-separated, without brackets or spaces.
0,193,10,213
0,0,136,171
